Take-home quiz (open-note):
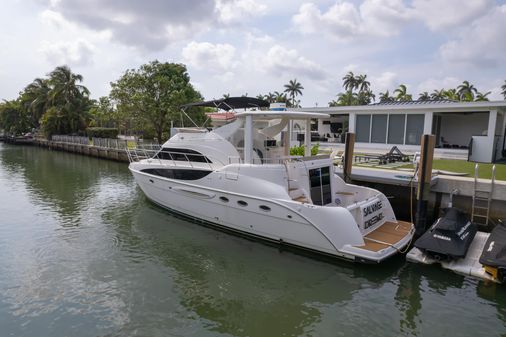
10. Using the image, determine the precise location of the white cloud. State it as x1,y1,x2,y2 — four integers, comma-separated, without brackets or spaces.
216,0,267,24
440,5,506,67
182,41,236,71
39,39,95,66
292,0,412,40
371,71,398,94
412,0,493,31
262,45,326,80
416,76,460,94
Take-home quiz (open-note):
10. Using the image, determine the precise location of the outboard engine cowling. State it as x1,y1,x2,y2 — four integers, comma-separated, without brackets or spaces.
414,207,477,260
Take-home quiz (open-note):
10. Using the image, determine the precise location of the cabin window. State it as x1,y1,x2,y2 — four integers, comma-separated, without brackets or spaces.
309,166,332,206
259,205,271,212
356,115,371,142
156,148,212,163
141,168,211,180
219,196,229,202
237,200,248,207
388,114,405,144
405,114,424,145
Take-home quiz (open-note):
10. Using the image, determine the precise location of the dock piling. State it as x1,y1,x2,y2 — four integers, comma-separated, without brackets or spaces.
415,134,435,236
343,132,355,183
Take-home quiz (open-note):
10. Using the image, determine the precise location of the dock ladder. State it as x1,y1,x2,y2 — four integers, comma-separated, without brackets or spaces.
471,163,496,226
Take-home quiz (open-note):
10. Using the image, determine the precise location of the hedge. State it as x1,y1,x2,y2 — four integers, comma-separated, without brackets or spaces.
86,127,118,139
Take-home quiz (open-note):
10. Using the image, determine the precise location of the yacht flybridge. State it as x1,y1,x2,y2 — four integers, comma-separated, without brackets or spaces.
128,97,414,263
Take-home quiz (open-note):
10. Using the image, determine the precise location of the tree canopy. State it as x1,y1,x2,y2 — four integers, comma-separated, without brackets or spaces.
110,61,204,142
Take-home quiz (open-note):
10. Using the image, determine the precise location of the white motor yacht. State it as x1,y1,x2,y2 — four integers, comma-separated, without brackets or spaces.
128,97,414,263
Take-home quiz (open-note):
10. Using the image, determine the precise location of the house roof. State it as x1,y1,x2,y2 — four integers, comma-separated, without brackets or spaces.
296,100,506,114
369,99,457,106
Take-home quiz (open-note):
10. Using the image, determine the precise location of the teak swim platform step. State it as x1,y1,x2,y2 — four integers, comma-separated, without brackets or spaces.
359,221,413,252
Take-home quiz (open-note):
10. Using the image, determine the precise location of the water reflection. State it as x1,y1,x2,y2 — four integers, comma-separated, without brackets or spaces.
0,143,505,337
0,144,130,226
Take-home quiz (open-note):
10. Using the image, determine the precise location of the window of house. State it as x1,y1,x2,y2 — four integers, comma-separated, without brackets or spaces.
405,114,424,145
388,114,406,144
356,115,371,142
371,114,388,143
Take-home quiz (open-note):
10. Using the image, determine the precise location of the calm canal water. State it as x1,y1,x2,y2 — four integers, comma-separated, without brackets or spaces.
0,143,505,337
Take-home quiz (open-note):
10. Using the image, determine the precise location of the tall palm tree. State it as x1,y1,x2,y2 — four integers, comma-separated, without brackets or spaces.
47,65,90,133
356,74,370,92
418,92,430,101
501,80,506,99
222,93,230,99
283,79,304,107
474,91,491,101
342,71,357,92
393,84,412,101
457,80,477,101
48,65,90,106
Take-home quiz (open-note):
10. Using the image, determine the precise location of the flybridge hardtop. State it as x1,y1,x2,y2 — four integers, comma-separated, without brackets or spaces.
128,97,414,263
181,97,270,111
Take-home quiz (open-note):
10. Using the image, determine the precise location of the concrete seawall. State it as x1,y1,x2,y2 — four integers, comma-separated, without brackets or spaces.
34,139,130,163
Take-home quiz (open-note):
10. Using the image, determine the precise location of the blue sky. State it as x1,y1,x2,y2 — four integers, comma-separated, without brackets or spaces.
1,0,505,106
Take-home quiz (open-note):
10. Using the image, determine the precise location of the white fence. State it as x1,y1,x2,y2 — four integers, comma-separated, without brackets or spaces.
50,135,159,150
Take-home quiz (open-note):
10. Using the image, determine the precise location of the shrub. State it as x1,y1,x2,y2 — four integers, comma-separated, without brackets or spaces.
290,143,319,156
86,127,118,139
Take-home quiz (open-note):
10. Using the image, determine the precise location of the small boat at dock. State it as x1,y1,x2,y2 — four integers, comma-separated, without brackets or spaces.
127,97,415,263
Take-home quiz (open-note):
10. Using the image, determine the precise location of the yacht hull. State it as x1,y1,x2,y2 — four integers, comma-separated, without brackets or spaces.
131,168,414,263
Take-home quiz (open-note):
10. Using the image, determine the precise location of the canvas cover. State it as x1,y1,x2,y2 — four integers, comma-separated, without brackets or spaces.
414,208,477,259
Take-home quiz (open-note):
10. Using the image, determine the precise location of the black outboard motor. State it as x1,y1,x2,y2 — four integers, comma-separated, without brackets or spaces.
479,221,506,283
414,207,477,261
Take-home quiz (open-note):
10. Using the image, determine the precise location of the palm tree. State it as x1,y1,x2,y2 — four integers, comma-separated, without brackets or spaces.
336,91,358,106
283,79,304,107
418,92,430,101
501,80,506,99
48,65,89,106
393,84,412,101
21,78,50,126
356,74,370,92
457,80,477,101
47,65,90,133
357,89,375,105
474,91,491,101
264,92,276,103
342,71,357,92
444,88,460,101
431,89,446,100
222,93,230,99
379,90,394,103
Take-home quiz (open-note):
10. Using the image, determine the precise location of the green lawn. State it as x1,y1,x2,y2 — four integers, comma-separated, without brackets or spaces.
354,159,506,180
430,159,506,180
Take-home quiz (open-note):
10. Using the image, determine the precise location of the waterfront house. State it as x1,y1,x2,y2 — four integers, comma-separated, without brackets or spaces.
297,100,506,163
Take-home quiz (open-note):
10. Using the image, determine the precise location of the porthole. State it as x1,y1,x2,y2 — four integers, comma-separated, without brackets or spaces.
259,205,271,212
219,196,229,203
287,215,292,219
237,200,248,207
149,179,154,183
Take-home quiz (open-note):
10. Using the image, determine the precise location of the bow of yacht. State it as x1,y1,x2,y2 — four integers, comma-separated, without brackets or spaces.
128,97,414,263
